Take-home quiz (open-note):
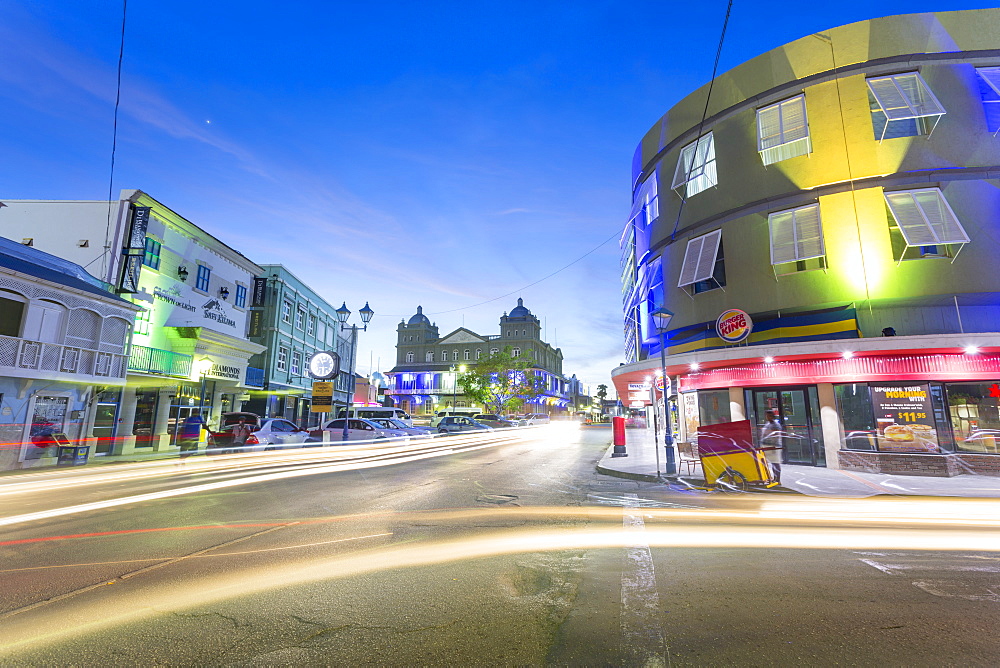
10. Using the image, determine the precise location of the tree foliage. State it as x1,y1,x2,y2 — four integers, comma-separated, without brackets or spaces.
596,384,608,402
458,346,545,415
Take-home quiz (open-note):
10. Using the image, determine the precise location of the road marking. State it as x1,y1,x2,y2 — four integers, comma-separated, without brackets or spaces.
857,552,1000,603
858,558,897,574
621,493,666,666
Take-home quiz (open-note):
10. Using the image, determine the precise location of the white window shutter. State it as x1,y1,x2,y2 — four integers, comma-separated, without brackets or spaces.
677,235,705,287
794,204,825,261
978,67,1000,97
781,96,809,143
768,210,798,265
868,77,916,119
757,104,782,150
672,143,696,190
672,133,716,196
885,189,969,246
694,229,722,282
868,73,945,120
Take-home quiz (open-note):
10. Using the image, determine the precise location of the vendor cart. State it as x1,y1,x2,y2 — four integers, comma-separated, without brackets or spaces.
696,419,778,490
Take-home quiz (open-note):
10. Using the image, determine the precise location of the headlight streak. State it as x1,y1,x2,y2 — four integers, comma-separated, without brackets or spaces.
0,432,530,529
2,509,1000,654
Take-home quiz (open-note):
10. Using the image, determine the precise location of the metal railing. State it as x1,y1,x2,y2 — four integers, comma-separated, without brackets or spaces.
0,334,128,380
127,344,193,378
245,366,265,388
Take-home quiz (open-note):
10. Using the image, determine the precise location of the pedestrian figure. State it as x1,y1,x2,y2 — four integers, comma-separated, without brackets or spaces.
178,410,208,460
759,409,783,484
231,417,253,452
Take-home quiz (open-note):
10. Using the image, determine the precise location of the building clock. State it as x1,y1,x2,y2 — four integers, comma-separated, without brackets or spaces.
307,351,341,380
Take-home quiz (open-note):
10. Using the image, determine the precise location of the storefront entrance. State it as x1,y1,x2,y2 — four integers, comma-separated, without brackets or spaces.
749,386,826,467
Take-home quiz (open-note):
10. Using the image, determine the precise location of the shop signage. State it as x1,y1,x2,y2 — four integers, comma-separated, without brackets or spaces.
248,309,264,337
117,207,151,294
252,277,268,307
206,363,242,380
202,299,236,328
312,382,334,412
870,383,939,452
716,309,753,343
628,393,646,402
153,286,196,312
628,382,651,391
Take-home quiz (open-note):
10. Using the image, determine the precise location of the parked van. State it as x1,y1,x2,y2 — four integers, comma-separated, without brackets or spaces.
336,407,412,427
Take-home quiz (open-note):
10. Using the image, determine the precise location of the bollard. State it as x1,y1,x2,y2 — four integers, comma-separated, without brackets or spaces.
611,416,627,457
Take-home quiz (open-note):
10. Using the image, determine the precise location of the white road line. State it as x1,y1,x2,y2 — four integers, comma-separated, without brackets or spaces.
858,558,897,574
621,493,666,665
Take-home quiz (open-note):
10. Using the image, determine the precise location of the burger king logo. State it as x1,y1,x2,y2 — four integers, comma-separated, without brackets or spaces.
716,308,753,343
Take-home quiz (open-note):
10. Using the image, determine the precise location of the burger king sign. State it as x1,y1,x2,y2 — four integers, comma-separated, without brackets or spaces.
716,308,753,344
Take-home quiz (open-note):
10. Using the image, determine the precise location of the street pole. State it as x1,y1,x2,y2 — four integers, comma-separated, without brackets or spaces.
649,382,661,478
659,329,676,476
342,324,358,443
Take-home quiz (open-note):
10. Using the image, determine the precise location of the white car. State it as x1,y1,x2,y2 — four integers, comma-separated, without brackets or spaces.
312,418,410,443
522,413,551,425
207,417,310,453
369,417,436,438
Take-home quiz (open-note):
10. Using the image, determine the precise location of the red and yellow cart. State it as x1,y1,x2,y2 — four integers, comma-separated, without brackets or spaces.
696,419,779,490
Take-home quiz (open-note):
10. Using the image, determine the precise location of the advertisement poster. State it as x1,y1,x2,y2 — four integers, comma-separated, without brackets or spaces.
870,383,939,452
682,392,700,443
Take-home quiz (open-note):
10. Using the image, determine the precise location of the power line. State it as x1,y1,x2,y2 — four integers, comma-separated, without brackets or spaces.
669,0,734,242
378,228,621,318
101,0,128,279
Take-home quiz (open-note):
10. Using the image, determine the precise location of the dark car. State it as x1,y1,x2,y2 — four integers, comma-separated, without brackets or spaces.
436,416,494,434
473,414,514,428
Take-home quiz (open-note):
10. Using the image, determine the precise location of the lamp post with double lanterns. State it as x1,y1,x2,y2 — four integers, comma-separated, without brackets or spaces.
334,301,374,442
651,307,676,476
450,364,467,412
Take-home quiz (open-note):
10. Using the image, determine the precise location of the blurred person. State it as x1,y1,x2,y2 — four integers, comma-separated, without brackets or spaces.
759,409,783,484
231,417,253,451
179,410,208,460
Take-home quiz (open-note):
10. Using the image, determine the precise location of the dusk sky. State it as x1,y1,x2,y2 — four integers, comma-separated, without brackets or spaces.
1,1,990,388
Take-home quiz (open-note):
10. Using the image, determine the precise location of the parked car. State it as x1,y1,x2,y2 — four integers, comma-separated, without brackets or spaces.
522,413,551,425
436,416,494,434
311,418,411,443
473,414,514,428
336,407,413,427
503,415,528,427
207,413,310,453
430,410,480,428
369,417,436,438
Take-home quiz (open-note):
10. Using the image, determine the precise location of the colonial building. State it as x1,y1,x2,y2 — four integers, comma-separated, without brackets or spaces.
1,191,265,453
612,9,1000,476
385,299,569,415
0,237,139,469
244,265,356,427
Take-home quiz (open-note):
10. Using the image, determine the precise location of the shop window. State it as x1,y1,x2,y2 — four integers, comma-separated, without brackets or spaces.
975,67,1000,133
757,95,811,165
234,285,247,308
768,203,825,274
947,383,1000,454
134,309,152,336
884,188,969,261
0,291,26,337
195,265,211,292
143,238,161,270
867,72,945,141
671,132,716,198
835,383,878,451
677,230,725,294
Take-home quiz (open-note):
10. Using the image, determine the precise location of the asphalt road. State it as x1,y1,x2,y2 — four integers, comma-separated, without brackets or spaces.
1,426,1000,666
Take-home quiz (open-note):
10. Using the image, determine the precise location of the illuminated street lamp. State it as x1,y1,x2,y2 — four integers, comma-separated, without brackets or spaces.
451,364,467,411
335,302,374,441
651,307,676,476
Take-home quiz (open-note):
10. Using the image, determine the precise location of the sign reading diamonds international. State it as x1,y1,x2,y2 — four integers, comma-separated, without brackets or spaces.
716,308,753,344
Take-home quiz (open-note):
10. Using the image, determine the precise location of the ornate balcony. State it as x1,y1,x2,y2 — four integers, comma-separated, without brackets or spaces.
127,344,193,378
0,334,129,382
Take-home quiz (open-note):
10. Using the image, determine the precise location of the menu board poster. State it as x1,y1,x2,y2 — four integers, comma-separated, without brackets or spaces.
870,383,939,452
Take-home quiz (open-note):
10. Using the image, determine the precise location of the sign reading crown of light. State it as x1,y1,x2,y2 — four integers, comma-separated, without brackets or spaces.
716,308,753,344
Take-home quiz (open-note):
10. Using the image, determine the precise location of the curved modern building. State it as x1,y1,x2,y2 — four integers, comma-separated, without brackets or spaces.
612,9,1000,476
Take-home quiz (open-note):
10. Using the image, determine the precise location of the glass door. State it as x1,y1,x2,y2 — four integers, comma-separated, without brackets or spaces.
750,386,825,466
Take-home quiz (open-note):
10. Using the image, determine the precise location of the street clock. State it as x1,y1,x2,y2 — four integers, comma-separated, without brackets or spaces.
307,351,341,380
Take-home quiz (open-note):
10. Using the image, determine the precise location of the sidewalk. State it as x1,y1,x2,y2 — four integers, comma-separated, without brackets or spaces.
596,427,1000,498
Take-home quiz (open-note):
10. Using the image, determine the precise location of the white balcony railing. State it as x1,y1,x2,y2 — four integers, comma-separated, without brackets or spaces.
0,334,127,381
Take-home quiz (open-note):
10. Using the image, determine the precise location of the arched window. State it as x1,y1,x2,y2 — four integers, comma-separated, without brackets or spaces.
425,351,434,362
476,349,482,359
100,317,131,353
26,299,68,344
464,349,470,360
66,308,101,349
512,347,521,357
442,351,448,362
453,350,458,360
0,289,28,337
406,351,414,363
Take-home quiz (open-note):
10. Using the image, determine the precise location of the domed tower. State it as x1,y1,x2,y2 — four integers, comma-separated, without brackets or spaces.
396,306,439,364
499,298,541,339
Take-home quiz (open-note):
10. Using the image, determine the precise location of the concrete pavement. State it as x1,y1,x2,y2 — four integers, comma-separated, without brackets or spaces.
597,426,1000,498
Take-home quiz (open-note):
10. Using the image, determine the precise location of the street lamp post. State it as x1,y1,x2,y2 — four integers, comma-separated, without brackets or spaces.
335,301,374,442
196,357,213,418
651,308,676,476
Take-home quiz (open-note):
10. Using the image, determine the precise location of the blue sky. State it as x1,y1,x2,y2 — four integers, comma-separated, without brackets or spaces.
0,1,989,388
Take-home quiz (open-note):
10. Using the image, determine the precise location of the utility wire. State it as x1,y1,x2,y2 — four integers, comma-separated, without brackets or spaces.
378,228,621,318
669,0,734,242
100,0,128,278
